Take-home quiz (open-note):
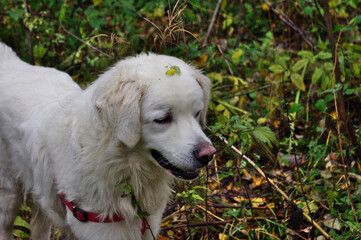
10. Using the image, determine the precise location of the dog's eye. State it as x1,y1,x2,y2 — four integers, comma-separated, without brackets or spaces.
154,114,172,124
195,111,201,118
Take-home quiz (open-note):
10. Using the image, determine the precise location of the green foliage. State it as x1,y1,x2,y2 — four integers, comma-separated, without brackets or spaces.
252,126,278,148
115,178,150,218
1,0,361,239
13,216,30,238
165,65,181,76
176,186,205,208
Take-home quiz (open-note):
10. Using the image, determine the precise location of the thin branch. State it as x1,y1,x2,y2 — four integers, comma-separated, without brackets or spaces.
144,218,156,240
236,0,244,47
319,0,361,163
61,27,117,60
263,0,317,50
160,220,234,231
348,172,361,182
201,0,223,48
321,0,358,224
216,43,234,76
24,0,34,65
205,166,209,239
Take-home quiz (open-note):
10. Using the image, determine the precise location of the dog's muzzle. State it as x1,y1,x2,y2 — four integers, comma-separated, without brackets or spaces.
150,142,216,180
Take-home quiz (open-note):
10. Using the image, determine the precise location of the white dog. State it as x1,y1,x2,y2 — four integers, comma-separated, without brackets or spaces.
0,43,215,240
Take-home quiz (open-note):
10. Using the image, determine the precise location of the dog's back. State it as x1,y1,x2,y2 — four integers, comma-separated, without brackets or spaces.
0,43,83,164
0,43,82,165
0,43,81,112
0,43,84,239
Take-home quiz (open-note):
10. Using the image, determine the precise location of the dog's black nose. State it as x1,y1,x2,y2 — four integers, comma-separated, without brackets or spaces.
193,142,216,166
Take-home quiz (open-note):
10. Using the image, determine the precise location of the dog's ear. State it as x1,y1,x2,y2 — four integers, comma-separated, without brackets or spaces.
195,71,212,127
94,81,144,148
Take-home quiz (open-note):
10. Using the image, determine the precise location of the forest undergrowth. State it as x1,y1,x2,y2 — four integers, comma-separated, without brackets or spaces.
1,0,361,239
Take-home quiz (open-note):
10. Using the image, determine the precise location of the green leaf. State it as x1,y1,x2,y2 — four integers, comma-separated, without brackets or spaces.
315,51,332,60
228,76,247,86
291,58,309,72
290,73,306,91
33,44,47,59
215,104,225,112
321,75,331,90
13,217,30,237
321,83,342,94
14,216,29,229
298,50,314,59
304,6,313,16
13,229,29,238
226,160,233,167
166,68,176,76
350,14,361,24
315,99,327,112
324,62,334,71
165,65,181,76
252,126,278,147
289,103,304,113
192,193,204,202
6,9,23,21
59,4,68,21
20,204,31,212
122,184,133,195
269,64,285,74
324,94,334,102
137,210,150,218
207,72,223,83
232,50,244,64
312,67,324,84
277,56,291,69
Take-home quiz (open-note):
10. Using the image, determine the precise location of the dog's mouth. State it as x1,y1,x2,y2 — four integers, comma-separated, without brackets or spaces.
150,149,200,180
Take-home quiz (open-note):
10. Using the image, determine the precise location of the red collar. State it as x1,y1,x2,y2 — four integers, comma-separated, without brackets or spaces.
59,193,147,234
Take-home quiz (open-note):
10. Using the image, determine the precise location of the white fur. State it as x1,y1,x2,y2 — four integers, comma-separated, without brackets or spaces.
0,43,212,240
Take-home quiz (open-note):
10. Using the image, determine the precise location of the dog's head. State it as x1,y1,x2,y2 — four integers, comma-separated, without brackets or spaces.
93,54,215,180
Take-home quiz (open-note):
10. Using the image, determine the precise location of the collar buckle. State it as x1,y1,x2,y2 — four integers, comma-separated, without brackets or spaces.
73,206,88,222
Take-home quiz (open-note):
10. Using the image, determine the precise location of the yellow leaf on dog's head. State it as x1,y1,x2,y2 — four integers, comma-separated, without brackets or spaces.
165,65,181,76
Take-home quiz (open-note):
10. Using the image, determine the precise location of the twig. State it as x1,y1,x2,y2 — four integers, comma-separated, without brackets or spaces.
201,0,223,48
205,166,209,239
320,0,361,163
236,0,244,47
162,209,184,222
61,27,117,60
321,0,358,223
182,182,191,238
348,172,361,182
196,205,224,221
263,0,317,50
144,218,156,240
160,217,278,232
24,0,34,64
216,135,333,240
160,220,234,231
216,43,234,76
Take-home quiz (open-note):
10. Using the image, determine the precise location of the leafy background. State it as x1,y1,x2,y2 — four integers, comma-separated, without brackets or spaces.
1,0,361,239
